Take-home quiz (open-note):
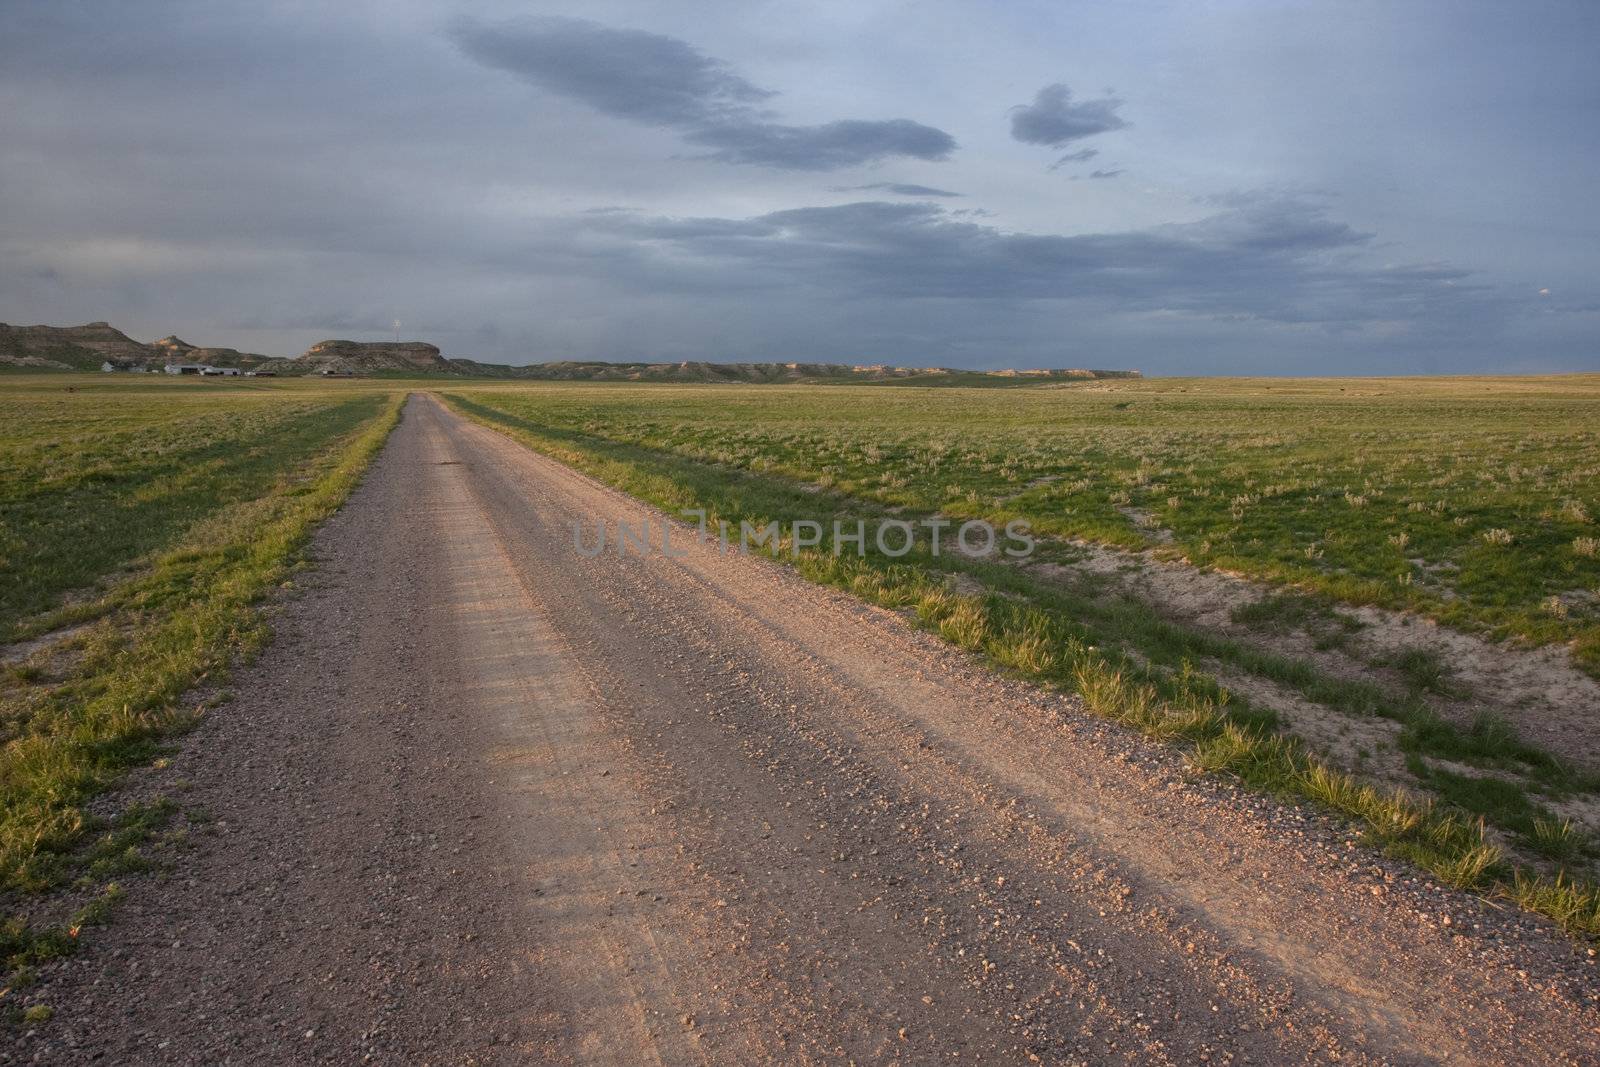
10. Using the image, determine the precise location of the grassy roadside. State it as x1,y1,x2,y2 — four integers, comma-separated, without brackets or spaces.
0,395,385,639
442,390,1600,940
1,390,406,988
437,378,1600,674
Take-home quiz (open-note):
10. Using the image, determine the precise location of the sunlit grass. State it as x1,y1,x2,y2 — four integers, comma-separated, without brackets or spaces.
444,375,1600,673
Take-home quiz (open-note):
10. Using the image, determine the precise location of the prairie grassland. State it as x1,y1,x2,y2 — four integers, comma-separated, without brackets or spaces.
1,376,404,979
444,374,1600,936
0,377,396,638
451,376,1600,666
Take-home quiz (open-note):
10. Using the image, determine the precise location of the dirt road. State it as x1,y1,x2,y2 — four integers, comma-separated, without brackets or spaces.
20,395,1600,1064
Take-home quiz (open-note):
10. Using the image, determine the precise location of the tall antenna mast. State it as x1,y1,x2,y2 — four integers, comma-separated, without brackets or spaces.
392,319,401,343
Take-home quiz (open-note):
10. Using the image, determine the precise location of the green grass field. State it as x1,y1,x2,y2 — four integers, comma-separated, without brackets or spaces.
446,375,1600,668
1,376,404,980
0,378,397,638
5,371,1600,956
443,374,1600,935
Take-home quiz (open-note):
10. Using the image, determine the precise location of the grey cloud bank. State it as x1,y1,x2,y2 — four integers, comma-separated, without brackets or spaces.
0,2,1594,375
451,17,955,170
570,197,1483,329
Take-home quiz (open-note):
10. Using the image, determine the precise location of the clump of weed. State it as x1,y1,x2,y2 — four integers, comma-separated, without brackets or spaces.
1559,499,1592,525
1380,647,1462,697
1232,592,1326,629
1530,816,1590,862
935,599,989,650
1188,722,1262,773
1299,764,1422,838
1436,843,1504,890
1405,710,1562,775
4,664,44,685
69,882,125,932
0,915,75,972
1506,870,1600,938
1231,591,1363,651
988,611,1059,675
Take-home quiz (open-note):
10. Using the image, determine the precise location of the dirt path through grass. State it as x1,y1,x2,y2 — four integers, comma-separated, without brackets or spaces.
17,395,1599,1064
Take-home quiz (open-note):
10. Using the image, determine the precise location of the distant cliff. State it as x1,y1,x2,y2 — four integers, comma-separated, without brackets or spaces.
0,322,158,370
2,321,1140,383
150,335,281,370
294,340,448,375
0,322,280,371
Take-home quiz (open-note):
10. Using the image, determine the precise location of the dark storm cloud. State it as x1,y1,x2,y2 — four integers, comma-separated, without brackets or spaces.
830,182,964,198
1010,84,1127,147
567,197,1490,330
451,17,954,170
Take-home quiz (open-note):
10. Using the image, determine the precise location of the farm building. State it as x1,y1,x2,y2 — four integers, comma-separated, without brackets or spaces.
164,362,208,375
200,367,241,376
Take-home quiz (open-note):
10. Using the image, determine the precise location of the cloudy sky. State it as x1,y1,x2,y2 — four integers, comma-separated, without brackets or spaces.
1,1,1595,374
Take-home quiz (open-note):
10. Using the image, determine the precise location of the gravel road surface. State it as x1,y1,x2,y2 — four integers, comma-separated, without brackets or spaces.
15,395,1599,1065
